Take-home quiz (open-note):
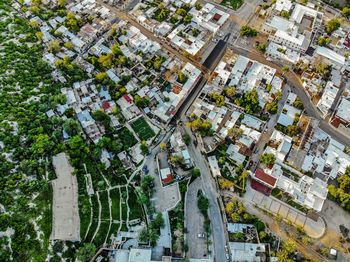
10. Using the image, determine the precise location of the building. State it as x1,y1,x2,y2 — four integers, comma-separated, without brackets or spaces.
334,97,350,127
208,156,221,177
250,169,277,196
315,46,346,70
229,242,267,262
317,81,338,117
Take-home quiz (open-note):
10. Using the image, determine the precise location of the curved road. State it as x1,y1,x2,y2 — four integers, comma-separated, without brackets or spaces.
230,45,350,146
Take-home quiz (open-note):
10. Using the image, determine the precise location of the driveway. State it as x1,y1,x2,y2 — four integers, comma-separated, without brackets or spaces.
185,178,208,259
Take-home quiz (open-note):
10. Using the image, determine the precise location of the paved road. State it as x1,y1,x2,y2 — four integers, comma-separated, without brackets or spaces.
230,45,350,146
185,178,208,259
185,126,227,262
249,85,291,171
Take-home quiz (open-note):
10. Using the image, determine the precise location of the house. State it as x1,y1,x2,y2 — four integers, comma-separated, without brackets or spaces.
317,81,338,117
208,156,221,177
277,104,301,127
314,46,346,70
334,97,350,127
229,242,266,262
250,169,277,196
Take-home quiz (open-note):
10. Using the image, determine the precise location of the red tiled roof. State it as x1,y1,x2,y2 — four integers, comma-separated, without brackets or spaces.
102,101,110,110
213,13,222,21
251,179,272,196
123,94,132,103
162,174,173,184
254,169,277,187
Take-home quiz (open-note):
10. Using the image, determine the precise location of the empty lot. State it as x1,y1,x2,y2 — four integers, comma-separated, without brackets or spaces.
51,152,80,241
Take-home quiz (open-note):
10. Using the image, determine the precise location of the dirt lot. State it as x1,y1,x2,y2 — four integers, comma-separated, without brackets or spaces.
50,153,80,241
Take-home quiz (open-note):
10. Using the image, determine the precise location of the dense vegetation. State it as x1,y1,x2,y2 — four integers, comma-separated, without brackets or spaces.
0,1,63,259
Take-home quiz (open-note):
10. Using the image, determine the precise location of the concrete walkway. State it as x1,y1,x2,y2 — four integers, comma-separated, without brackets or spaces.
243,183,326,239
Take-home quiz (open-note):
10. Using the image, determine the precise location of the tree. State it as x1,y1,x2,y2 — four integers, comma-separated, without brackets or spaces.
160,142,166,151
134,95,149,108
153,212,165,228
111,44,122,56
138,228,149,243
95,72,108,82
208,92,225,107
265,101,278,114
176,8,187,17
182,132,191,145
282,65,289,73
183,15,192,24
98,54,113,68
64,41,74,50
28,19,39,28
240,25,257,37
195,1,202,10
31,134,54,156
76,243,96,262
35,31,43,41
48,40,61,53
191,168,201,179
343,6,350,17
325,18,341,35
228,127,243,139
260,153,276,166
224,86,235,97
218,177,235,190
140,140,149,155
317,36,331,46
286,124,300,136
57,0,66,7
280,10,290,18
171,154,185,167
256,43,266,53
178,71,188,84
292,97,304,109
63,119,81,136
277,240,297,262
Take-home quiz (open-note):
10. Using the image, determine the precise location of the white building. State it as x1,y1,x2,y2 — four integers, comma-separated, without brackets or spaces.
317,81,338,117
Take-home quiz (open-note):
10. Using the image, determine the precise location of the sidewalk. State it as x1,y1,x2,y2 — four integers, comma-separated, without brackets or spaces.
242,184,326,239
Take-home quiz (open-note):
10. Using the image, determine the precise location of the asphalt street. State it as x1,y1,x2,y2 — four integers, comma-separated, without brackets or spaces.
185,126,227,262
230,45,350,146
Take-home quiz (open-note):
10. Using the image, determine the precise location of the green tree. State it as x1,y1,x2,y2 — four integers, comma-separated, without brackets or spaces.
260,153,276,166
343,7,350,17
240,25,257,37
48,40,61,53
325,18,341,35
140,140,149,155
280,10,290,18
31,134,54,156
76,243,96,262
63,119,81,136
178,71,188,84
317,36,331,46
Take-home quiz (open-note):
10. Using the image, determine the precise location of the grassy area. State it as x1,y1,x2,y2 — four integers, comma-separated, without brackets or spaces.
110,188,121,221
117,127,138,149
99,190,110,221
79,193,91,240
128,187,143,220
131,117,155,141
85,194,99,242
107,222,120,243
92,221,110,247
221,0,244,10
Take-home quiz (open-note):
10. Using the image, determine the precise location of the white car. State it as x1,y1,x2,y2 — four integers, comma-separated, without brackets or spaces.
197,233,205,238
